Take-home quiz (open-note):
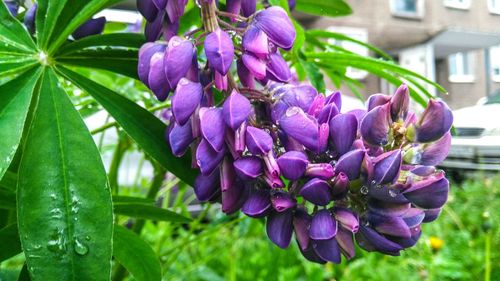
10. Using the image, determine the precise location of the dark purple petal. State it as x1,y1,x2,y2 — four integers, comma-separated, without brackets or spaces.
220,157,236,192
138,42,166,86
373,150,402,185
367,212,411,238
196,139,225,175
137,0,159,21
305,163,334,180
266,210,294,248
145,11,165,42
271,191,296,212
172,78,202,126
360,103,391,146
313,238,341,264
367,199,411,217
355,225,403,256
367,93,390,111
299,178,333,206
325,91,342,111
280,107,319,152
167,120,193,157
332,172,349,199
330,113,358,156
24,3,37,34
298,244,326,264
200,107,226,152
214,71,228,90
254,7,296,50
226,0,241,21
307,95,325,118
334,149,365,180
166,0,188,22
336,227,356,260
241,0,257,16
367,185,410,204
403,174,449,209
237,59,255,88
193,168,220,201
223,90,252,130
415,99,453,143
280,84,318,112
317,103,339,124
5,1,18,16
242,53,267,79
333,208,359,233
388,225,422,249
390,84,409,121
277,151,309,180
242,25,269,58
293,208,312,250
266,52,291,82
73,17,106,39
309,210,337,240
148,52,170,101
222,180,246,214
233,156,263,180
204,28,235,75
164,36,195,89
153,0,167,9
242,189,271,217
402,208,425,228
245,126,273,155
420,132,451,166
423,208,442,223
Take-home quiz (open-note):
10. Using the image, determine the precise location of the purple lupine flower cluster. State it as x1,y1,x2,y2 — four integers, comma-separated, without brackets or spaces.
137,0,454,263
137,0,188,42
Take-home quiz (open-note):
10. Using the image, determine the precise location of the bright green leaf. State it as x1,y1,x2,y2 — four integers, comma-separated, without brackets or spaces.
56,33,145,56
36,0,68,49
17,69,113,280
57,67,198,186
113,196,155,206
0,2,37,53
295,0,352,18
0,188,15,210
113,225,162,281
0,224,21,262
114,203,192,223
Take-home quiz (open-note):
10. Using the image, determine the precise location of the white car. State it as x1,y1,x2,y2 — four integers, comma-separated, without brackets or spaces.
441,94,500,171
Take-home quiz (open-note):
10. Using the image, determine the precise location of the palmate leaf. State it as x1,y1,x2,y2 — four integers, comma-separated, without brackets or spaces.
113,225,162,281
17,69,113,280
56,33,145,56
295,0,352,17
57,67,198,186
0,2,36,53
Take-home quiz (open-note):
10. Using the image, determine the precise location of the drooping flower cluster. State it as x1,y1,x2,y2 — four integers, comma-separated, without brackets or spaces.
137,0,454,263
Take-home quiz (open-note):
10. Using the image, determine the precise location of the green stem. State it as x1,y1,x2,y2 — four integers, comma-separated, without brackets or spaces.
108,133,129,194
484,231,491,281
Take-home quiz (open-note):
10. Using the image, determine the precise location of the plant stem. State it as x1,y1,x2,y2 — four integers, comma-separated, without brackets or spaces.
484,231,491,281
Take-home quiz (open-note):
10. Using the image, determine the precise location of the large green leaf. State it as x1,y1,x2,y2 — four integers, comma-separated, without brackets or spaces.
295,0,352,18
113,225,162,281
114,203,192,223
36,0,68,49
17,69,113,280
57,67,198,186
0,188,15,210
57,49,139,79
0,224,21,262
56,33,145,56
0,2,37,53
46,0,123,55
0,67,42,179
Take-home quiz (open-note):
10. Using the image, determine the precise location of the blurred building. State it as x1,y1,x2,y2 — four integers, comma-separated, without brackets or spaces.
302,0,500,109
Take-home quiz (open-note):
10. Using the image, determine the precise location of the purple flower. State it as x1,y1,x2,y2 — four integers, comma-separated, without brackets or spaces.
204,28,235,75
196,139,225,175
390,84,410,121
309,210,337,240
360,103,391,146
245,126,273,155
413,100,453,143
167,120,193,157
200,107,226,152
137,0,158,22
334,149,365,180
72,17,106,39
172,78,203,126
223,90,252,130
164,36,195,89
254,7,296,50
329,113,358,156
241,0,257,16
373,149,402,185
277,151,309,180
266,210,294,248
242,25,269,58
193,168,220,201
243,189,271,218
242,53,267,79
280,107,320,152
233,156,263,180
299,178,333,206
266,52,291,82
166,0,188,23
148,52,170,101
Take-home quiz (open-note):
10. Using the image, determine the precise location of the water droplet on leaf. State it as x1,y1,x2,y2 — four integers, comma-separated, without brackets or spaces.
74,238,89,256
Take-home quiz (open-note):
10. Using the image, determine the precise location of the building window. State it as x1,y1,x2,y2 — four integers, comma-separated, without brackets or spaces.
443,0,471,9
327,27,369,80
491,46,500,82
488,0,500,14
448,52,475,83
390,0,425,18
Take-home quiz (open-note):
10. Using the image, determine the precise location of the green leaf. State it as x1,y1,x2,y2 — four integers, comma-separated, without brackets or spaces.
0,171,17,191
113,225,162,281
57,49,139,79
0,67,42,179
300,57,325,93
46,0,123,55
295,0,352,18
36,0,68,49
0,224,21,262
56,33,145,56
0,188,15,210
57,67,198,186
113,196,155,205
17,69,113,280
114,203,192,223
0,2,37,53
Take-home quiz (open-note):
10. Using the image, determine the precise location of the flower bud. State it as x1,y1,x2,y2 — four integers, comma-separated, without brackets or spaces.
167,120,193,157
196,139,225,175
420,132,452,166
266,52,291,82
333,208,359,233
277,151,309,180
242,25,269,58
307,95,325,118
164,36,195,89
293,208,312,250
317,103,339,124
325,91,342,111
330,113,358,156
233,156,263,180
193,168,220,201
138,42,166,87
373,149,402,185
305,163,334,179
335,226,355,260
220,157,236,192
367,94,390,111
222,180,246,214
200,107,226,152
367,212,411,238
312,237,341,264
280,107,319,152
242,189,271,218
402,172,449,209
172,78,202,126
204,28,235,75
137,0,159,22
214,71,228,90
331,172,349,199
309,210,337,240
226,0,241,21
271,191,296,212
360,103,391,146
390,84,409,121
254,7,296,50
148,52,170,101
223,90,252,131
241,0,257,16
166,0,188,23
145,11,164,42
242,53,267,79
237,59,255,88
245,126,273,155
414,99,453,143
263,150,280,177
334,149,365,180
299,178,333,206
355,225,403,256
24,3,37,34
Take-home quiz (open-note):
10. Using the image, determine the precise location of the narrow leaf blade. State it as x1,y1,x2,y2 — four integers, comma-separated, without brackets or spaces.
295,0,352,17
114,203,191,223
0,224,21,262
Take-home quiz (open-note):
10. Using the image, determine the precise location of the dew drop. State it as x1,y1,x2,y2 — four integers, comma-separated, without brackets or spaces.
74,238,89,256
50,193,57,200
389,189,398,198
370,180,377,187
360,186,369,195
85,235,91,241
